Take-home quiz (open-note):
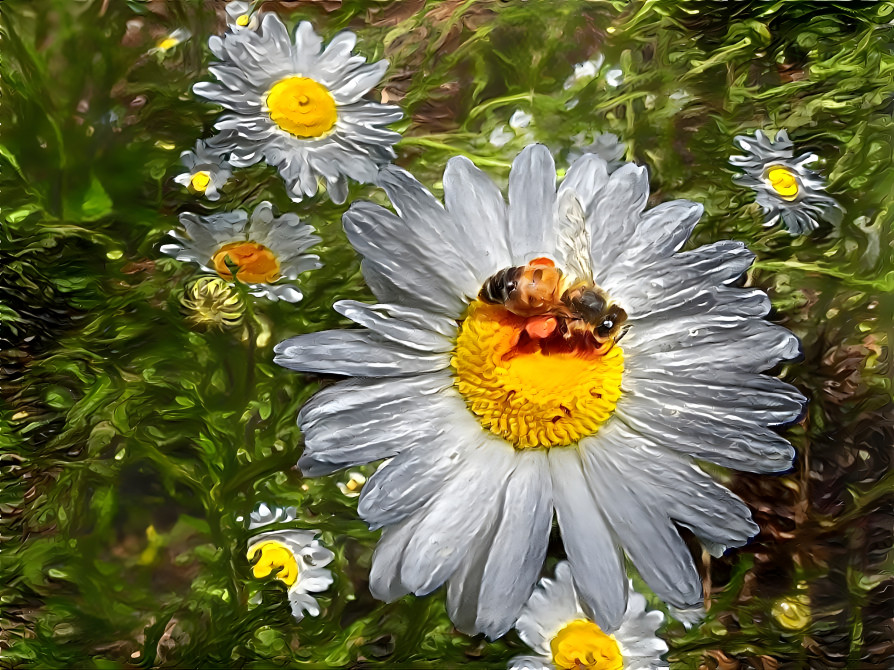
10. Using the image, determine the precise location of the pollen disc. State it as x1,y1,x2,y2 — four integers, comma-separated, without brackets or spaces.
211,241,281,284
266,76,337,138
452,301,623,450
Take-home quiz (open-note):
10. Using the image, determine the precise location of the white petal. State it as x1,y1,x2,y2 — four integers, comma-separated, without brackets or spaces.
476,450,553,639
296,372,454,476
273,330,449,377
328,61,388,104
333,300,454,353
507,144,558,263
560,153,610,212
508,656,552,670
586,162,650,271
548,447,627,630
580,439,703,609
368,515,422,602
515,561,581,654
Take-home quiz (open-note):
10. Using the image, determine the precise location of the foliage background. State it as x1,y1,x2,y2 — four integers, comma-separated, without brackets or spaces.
1,0,892,667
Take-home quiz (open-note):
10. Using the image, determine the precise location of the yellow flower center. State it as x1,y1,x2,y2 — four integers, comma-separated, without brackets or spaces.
248,540,300,587
182,277,243,329
550,620,623,670
765,165,800,200
211,241,281,284
266,77,337,138
189,171,212,193
236,14,250,26
156,37,179,51
771,596,810,630
452,301,623,450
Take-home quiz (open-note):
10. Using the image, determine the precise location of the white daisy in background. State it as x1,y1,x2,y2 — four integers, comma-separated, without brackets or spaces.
161,201,321,302
194,14,402,203
173,140,233,201
511,562,668,670
567,132,626,173
152,28,191,54
337,471,367,498
274,144,804,638
730,129,843,235
225,1,260,31
246,503,335,621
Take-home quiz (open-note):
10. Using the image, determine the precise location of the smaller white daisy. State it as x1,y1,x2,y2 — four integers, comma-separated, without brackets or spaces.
152,28,191,54
246,504,335,621
730,129,843,235
336,471,367,498
195,14,403,203
511,562,668,670
224,1,260,31
173,140,233,201
161,201,321,302
567,132,626,173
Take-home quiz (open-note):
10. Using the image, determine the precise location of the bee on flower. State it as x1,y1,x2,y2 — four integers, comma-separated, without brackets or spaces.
194,14,402,203
273,143,804,638
161,201,321,302
510,562,668,670
246,503,334,622
730,129,843,235
173,140,233,201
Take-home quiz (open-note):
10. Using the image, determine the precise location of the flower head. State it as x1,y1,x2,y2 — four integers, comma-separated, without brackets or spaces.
194,14,402,203
173,140,233,201
730,129,843,235
225,1,260,31
153,28,191,53
161,201,321,302
246,504,334,621
511,562,668,670
180,276,243,329
274,144,804,638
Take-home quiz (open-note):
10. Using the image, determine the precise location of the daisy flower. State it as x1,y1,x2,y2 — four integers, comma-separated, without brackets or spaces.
161,201,321,302
194,14,403,203
511,562,667,670
273,144,805,638
173,140,233,201
152,28,191,54
730,129,843,235
180,276,243,329
246,503,334,621
225,1,260,31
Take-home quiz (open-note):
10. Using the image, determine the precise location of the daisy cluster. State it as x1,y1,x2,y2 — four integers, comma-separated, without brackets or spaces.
154,3,847,668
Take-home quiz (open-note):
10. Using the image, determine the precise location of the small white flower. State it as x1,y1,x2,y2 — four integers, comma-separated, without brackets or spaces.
511,562,668,670
246,504,334,621
567,132,626,173
195,14,402,203
337,471,367,498
161,201,321,302
605,68,624,87
152,28,191,53
730,129,843,235
225,1,260,31
563,56,605,90
490,124,515,148
173,140,233,201
510,110,533,130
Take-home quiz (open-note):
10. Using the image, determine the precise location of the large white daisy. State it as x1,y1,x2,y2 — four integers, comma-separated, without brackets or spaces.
511,562,667,670
273,144,805,638
730,129,843,235
246,503,335,621
194,13,403,203
161,201,321,302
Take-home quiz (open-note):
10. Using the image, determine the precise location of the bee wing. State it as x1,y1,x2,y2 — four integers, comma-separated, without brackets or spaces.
555,188,593,284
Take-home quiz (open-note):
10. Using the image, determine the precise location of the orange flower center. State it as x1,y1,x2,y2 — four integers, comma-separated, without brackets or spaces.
211,241,280,284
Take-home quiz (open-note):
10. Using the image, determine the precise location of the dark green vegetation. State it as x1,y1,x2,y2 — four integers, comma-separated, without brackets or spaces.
1,0,892,667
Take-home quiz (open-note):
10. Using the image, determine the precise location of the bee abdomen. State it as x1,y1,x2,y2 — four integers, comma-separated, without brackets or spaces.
479,267,522,304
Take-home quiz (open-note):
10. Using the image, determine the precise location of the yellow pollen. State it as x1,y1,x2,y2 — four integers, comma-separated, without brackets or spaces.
236,14,250,26
189,171,212,193
452,301,623,450
211,241,280,284
765,165,800,200
266,76,337,138
248,540,300,587
550,620,623,670
157,37,179,51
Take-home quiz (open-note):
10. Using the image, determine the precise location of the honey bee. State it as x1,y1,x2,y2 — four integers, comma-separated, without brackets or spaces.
477,191,628,347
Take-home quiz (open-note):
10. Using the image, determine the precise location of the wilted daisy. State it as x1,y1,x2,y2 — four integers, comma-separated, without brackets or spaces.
161,201,321,302
274,144,804,638
152,28,191,54
195,14,402,203
511,562,667,670
173,140,233,201
225,1,260,31
246,503,334,621
180,276,243,329
730,129,843,235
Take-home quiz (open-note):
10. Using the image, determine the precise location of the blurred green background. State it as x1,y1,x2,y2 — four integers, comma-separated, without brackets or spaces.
1,0,892,667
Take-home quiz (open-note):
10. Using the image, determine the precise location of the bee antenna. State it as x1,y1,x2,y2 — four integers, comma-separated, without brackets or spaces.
614,325,631,344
